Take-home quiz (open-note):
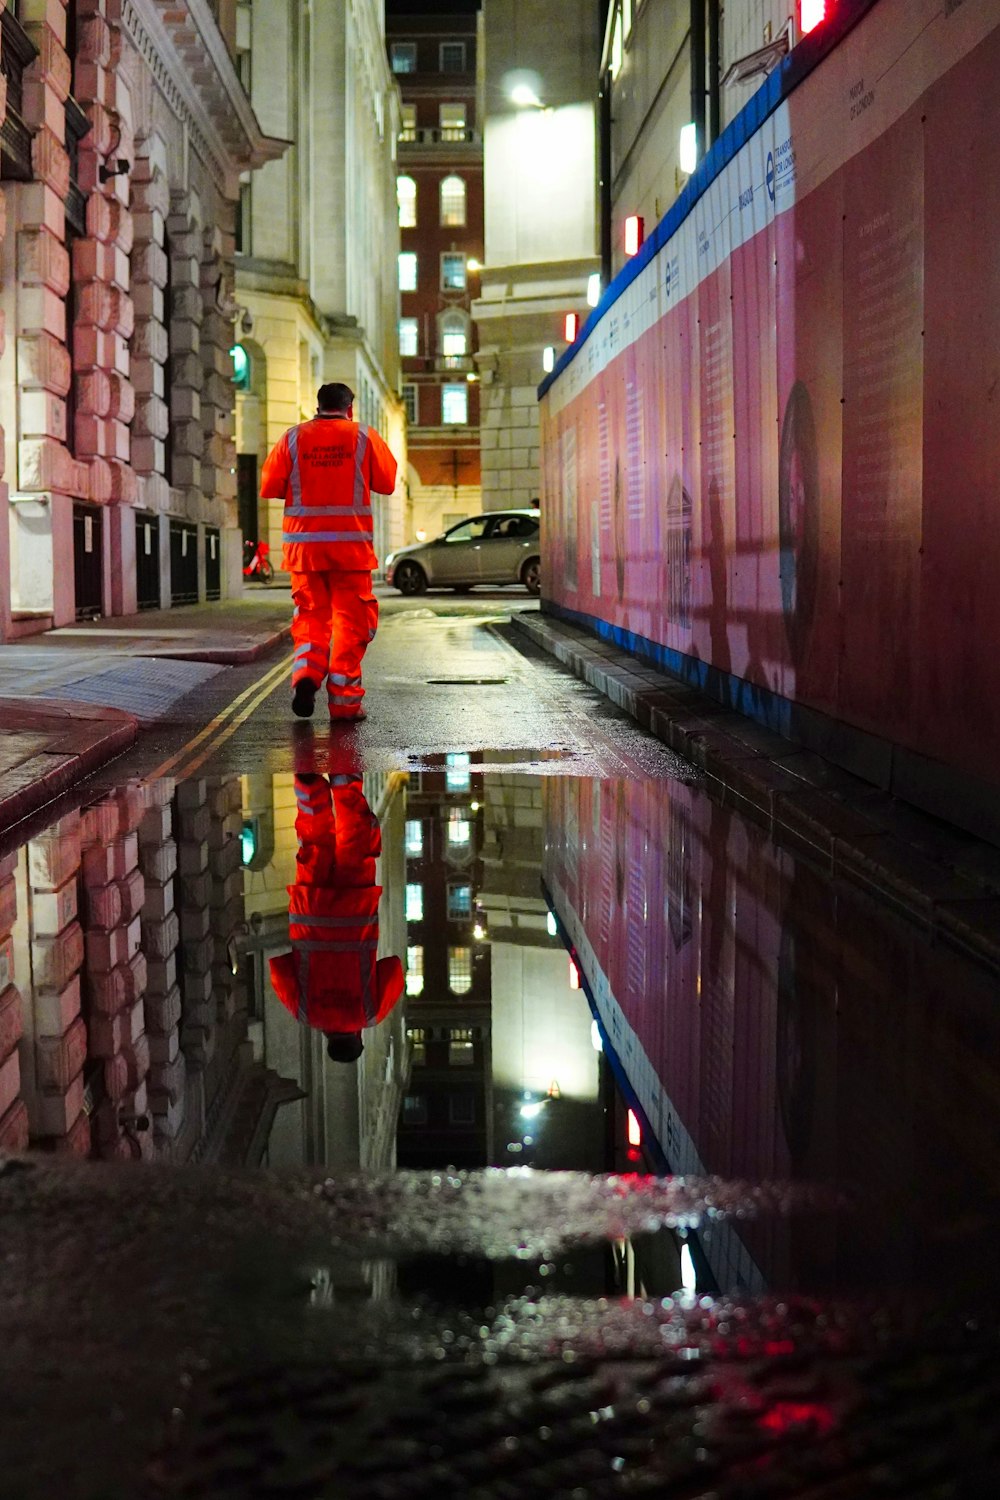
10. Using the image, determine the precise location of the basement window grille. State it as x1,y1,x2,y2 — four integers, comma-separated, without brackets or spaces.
0,8,38,182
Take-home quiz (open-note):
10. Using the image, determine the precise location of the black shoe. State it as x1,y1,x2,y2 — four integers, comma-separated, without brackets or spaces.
292,679,318,718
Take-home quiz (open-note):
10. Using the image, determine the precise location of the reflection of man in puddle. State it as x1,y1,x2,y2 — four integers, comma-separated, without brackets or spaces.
269,774,403,1062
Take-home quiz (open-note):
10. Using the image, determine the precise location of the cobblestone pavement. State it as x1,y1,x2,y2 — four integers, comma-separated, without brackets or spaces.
2,1159,998,1498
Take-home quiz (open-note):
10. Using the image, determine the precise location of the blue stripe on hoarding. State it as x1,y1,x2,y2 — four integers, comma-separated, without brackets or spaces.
546,600,794,738
537,0,882,401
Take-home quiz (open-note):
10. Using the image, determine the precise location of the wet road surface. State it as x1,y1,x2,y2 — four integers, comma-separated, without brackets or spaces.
3,596,1000,1495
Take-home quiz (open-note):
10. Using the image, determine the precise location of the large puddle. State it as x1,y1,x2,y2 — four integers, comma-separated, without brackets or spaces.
3,751,999,1316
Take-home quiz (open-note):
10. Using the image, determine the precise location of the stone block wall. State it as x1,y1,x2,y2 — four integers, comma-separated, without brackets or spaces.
22,810,90,1154
138,778,185,1153
80,783,152,1159
0,853,29,1153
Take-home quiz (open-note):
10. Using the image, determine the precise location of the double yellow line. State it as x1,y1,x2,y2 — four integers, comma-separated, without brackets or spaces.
147,651,293,784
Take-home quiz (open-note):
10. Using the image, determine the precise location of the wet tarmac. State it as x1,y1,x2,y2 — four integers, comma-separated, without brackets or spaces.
4,724,1000,1494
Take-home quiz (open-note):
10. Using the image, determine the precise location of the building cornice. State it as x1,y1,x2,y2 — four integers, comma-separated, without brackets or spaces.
123,0,288,195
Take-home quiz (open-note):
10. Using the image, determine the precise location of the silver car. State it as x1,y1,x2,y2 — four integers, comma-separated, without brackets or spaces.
385,509,541,596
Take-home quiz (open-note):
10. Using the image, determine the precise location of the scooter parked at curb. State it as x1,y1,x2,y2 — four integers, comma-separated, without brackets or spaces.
243,537,275,584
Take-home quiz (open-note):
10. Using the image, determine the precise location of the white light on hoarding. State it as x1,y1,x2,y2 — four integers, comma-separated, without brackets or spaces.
679,122,698,175
587,273,601,307
542,346,555,373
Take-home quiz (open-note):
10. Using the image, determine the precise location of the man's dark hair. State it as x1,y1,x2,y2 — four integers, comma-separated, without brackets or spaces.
317,382,355,414
325,1030,364,1063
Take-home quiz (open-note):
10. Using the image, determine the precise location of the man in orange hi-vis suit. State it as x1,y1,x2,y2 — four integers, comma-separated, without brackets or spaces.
269,772,404,1063
260,383,398,722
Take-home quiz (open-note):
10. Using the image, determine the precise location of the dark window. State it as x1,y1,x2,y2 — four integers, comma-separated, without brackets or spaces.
402,384,418,425
448,1093,475,1125
65,98,91,237
440,41,466,73
402,1094,428,1125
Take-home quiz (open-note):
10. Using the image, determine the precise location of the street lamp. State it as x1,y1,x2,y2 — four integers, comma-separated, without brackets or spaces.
510,82,543,108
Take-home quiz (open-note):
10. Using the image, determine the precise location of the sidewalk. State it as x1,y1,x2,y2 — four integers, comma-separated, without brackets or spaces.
511,609,1000,973
0,594,291,837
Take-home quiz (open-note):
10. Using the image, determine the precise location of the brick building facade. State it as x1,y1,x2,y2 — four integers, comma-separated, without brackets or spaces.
388,5,483,542
0,0,282,641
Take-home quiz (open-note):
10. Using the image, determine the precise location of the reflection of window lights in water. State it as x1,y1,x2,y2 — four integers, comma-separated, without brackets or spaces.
406,945,424,995
448,946,472,994
407,1027,428,1067
445,751,471,791
405,883,423,922
448,1027,474,1066
405,820,423,857
447,811,470,846
447,881,472,919
448,1093,475,1125
403,1094,428,1125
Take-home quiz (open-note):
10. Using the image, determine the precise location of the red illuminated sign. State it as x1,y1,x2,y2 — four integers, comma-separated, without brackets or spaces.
800,0,827,33
624,214,644,257
564,312,579,343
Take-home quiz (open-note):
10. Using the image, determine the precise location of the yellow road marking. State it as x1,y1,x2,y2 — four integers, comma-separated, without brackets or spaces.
146,652,293,782
177,656,296,780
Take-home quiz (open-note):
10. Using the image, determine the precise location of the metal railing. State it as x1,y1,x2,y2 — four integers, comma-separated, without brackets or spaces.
399,127,480,146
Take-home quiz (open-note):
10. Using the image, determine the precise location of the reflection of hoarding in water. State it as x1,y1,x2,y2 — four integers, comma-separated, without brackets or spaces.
542,775,1000,1300
539,0,1000,804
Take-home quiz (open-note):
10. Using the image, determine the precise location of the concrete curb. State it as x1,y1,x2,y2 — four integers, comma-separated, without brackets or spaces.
153,623,293,666
510,610,1000,973
0,698,139,840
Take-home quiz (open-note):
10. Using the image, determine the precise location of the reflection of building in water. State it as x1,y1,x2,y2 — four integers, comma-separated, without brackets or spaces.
396,755,493,1168
1,776,264,1163
241,770,407,1174
480,768,603,1172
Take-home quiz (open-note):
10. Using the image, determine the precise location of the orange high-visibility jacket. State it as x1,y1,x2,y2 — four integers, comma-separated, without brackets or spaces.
269,884,404,1033
260,414,398,573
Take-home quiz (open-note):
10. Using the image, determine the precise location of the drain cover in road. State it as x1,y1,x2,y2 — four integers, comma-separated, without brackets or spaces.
426,676,508,685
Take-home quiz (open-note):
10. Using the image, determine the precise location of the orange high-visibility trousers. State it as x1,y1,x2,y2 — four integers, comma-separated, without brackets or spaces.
290,569,378,719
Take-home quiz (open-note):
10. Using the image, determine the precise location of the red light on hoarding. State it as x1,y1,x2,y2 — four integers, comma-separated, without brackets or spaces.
627,1108,642,1146
624,214,644,257
800,0,826,34
564,312,579,342
569,959,580,989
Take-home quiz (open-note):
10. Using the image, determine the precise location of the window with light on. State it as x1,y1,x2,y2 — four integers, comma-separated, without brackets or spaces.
441,252,466,291
405,883,424,922
405,819,423,856
447,810,471,844
439,103,466,141
399,318,418,357
446,751,472,790
406,945,424,995
442,383,468,424
397,175,417,228
439,175,466,227
391,42,417,74
448,947,472,994
398,251,417,291
447,882,472,919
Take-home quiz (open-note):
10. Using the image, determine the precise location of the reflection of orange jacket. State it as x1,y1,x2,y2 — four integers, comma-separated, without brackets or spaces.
269,775,403,1033
260,415,397,574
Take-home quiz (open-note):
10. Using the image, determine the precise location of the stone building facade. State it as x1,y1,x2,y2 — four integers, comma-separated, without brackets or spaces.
0,0,282,642
233,0,407,576
471,0,600,513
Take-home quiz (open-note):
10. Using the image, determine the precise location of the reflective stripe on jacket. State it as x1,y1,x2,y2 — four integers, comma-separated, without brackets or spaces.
260,414,398,573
